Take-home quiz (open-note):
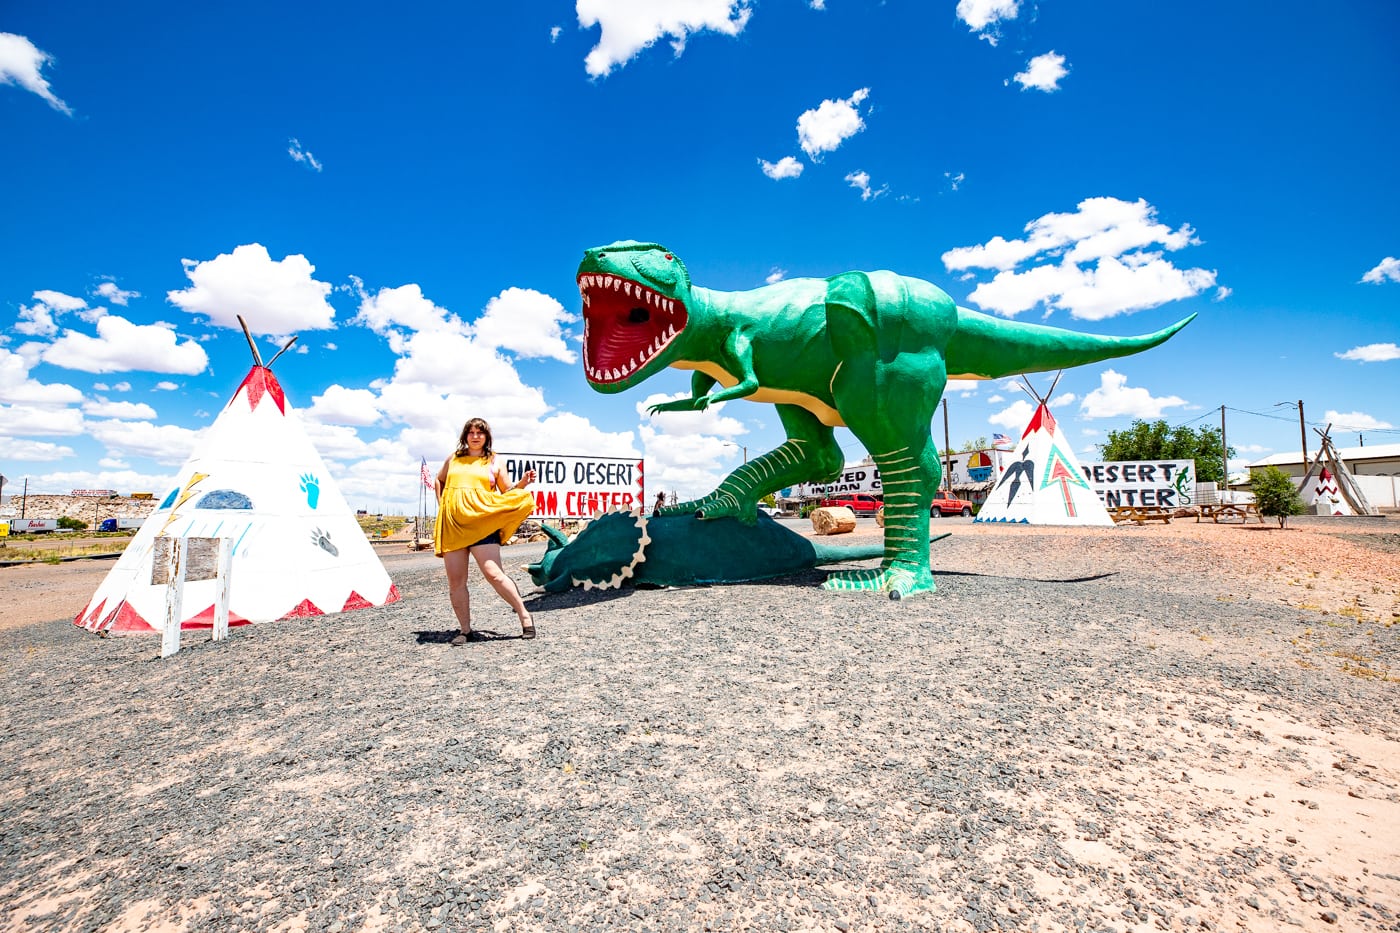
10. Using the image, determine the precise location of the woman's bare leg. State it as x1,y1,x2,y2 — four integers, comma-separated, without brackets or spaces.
442,548,472,635
471,542,535,636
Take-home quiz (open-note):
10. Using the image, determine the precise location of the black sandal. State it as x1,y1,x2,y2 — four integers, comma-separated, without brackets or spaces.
520,617,536,640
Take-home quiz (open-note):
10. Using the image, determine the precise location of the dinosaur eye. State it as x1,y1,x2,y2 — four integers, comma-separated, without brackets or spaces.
664,254,673,260
628,307,650,323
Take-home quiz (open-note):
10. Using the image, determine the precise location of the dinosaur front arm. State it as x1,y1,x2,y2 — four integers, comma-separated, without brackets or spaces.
647,371,719,414
697,332,759,406
646,334,759,413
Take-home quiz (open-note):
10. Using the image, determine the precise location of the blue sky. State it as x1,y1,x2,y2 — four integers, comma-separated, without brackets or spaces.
2,1,1397,511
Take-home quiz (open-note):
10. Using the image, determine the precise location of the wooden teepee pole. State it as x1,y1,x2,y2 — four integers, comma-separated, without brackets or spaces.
236,315,264,367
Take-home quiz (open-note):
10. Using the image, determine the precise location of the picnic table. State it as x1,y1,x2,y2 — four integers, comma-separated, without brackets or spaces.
1108,506,1173,525
1196,502,1261,524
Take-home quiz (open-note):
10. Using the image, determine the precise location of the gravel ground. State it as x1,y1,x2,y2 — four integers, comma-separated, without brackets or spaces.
2,517,1398,932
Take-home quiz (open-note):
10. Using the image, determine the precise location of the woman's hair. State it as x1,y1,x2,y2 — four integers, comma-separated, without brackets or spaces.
455,417,493,458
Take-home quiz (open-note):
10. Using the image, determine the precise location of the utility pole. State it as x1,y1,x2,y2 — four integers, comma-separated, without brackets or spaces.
1220,405,1228,492
1296,399,1308,466
942,398,952,494
21,478,27,518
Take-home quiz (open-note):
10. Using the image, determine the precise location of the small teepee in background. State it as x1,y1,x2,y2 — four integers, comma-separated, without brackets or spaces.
76,319,400,635
974,374,1114,526
1296,425,1376,516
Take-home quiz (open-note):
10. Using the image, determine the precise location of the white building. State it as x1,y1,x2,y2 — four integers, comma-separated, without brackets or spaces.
1247,442,1400,512
1246,442,1400,478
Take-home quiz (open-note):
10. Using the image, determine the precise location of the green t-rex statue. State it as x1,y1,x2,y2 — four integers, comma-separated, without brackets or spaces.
576,240,1194,598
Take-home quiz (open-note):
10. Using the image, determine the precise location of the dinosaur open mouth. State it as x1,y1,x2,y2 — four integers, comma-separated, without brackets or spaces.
579,273,687,385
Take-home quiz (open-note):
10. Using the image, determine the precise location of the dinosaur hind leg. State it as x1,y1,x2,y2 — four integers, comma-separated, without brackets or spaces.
819,271,949,598
662,404,842,522
821,442,940,598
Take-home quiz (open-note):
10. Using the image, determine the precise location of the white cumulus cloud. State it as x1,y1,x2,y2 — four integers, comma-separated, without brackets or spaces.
1014,51,1068,92
577,0,752,78
82,398,158,420
1079,369,1187,419
304,385,384,427
989,399,1034,429
473,287,579,362
943,197,1217,320
0,348,83,405
759,156,804,180
955,0,1019,43
1335,342,1400,363
86,418,204,465
0,32,72,115
168,243,337,334
1361,257,1400,284
94,281,140,306
354,281,467,352
797,88,870,161
40,315,209,375
0,402,85,436
844,170,887,201
1323,410,1394,432
0,438,76,461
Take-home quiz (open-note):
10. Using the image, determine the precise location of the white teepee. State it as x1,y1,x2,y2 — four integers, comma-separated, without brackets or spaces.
76,344,399,635
974,377,1114,526
1295,426,1376,516
1300,466,1352,516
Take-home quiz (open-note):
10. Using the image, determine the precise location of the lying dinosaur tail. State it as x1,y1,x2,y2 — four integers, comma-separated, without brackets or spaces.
945,307,1195,380
810,532,951,566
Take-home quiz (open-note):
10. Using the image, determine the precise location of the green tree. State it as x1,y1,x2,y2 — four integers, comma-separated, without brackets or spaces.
956,436,988,453
1098,420,1234,485
57,515,87,531
1250,466,1306,528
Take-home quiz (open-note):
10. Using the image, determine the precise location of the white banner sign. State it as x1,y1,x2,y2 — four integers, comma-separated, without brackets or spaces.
785,464,883,499
1080,460,1195,508
498,452,644,520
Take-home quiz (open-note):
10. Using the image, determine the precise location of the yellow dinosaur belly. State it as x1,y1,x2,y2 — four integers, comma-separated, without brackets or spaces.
672,360,846,428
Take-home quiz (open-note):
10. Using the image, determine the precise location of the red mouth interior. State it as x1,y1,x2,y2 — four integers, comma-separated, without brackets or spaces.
579,272,687,385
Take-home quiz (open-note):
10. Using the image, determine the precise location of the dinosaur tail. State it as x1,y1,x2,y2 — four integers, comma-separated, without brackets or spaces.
945,307,1195,380
810,532,951,565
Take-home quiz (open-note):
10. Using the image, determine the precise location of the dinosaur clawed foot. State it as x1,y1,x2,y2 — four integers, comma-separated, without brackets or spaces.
657,491,755,523
822,563,935,599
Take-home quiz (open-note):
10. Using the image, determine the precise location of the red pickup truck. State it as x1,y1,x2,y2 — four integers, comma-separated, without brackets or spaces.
930,493,973,517
817,493,883,515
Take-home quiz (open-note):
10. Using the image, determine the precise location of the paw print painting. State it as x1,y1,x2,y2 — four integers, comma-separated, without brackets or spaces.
310,527,339,557
300,473,321,509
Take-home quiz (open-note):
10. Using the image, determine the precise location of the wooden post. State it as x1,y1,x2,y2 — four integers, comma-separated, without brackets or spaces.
155,536,229,656
212,539,233,641
159,537,188,659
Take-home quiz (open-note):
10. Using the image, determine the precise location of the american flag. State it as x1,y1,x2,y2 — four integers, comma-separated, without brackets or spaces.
420,457,433,489
992,433,1012,448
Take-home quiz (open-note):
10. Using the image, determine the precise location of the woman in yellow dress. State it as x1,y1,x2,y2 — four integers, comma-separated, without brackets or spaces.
434,417,537,644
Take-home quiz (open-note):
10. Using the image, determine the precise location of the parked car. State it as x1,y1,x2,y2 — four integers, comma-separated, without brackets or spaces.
929,494,973,517
757,505,782,517
817,493,883,515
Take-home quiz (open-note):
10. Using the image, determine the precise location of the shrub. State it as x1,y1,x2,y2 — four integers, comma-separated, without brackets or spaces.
57,516,87,531
1251,466,1306,528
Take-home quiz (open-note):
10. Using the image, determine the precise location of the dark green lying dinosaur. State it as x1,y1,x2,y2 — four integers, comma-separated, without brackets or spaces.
524,510,951,592
575,241,1194,598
